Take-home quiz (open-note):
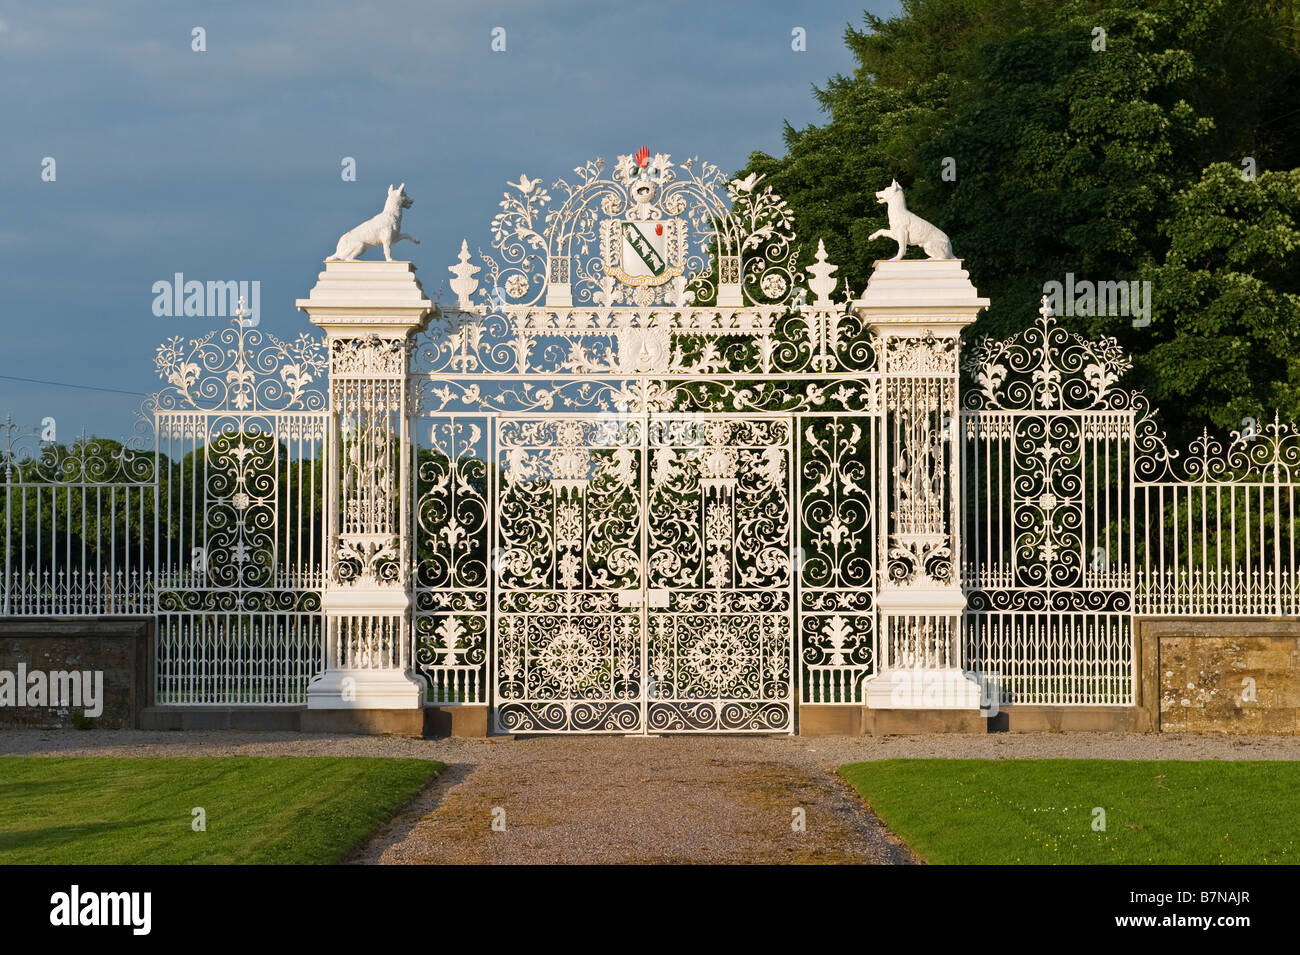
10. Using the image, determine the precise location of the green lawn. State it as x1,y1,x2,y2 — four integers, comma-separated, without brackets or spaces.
0,756,441,864
840,759,1300,865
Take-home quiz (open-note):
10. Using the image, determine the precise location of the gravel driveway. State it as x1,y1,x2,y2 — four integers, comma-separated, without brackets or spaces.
4,729,1297,865
349,735,916,864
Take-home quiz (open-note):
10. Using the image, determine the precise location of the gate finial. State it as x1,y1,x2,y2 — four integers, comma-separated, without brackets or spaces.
449,239,481,308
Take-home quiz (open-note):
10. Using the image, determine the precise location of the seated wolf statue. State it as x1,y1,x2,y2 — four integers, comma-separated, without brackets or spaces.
329,183,420,262
868,179,953,260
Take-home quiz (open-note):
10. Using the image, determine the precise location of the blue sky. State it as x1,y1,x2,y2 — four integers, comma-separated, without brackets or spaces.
0,0,900,440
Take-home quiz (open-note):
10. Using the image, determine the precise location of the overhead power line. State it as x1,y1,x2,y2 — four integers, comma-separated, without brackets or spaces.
0,374,149,398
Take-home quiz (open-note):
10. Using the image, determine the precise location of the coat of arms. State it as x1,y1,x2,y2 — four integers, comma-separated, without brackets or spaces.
602,146,685,291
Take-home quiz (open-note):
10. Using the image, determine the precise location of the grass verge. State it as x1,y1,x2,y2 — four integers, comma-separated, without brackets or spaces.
840,758,1299,864
0,756,441,864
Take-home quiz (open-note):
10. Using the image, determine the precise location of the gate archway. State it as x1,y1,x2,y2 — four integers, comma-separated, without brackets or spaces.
410,150,882,733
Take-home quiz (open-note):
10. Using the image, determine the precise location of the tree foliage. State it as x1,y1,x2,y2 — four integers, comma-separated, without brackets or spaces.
741,0,1300,444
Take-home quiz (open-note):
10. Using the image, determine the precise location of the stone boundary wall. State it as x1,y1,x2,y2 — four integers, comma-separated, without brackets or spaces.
0,619,151,729
2,616,1294,735
800,618,1299,735
1136,618,1300,734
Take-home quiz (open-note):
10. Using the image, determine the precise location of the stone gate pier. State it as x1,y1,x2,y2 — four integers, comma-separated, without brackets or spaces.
859,259,987,722
296,260,433,730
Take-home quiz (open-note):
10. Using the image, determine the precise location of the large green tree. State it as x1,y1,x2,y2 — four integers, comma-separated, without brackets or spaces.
742,0,1300,444
1138,164,1300,435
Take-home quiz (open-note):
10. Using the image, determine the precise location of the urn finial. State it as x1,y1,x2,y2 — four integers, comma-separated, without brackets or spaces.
448,240,481,308
807,238,839,306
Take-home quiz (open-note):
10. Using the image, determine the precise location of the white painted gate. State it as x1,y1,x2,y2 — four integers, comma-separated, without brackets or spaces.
491,413,794,733
410,148,884,732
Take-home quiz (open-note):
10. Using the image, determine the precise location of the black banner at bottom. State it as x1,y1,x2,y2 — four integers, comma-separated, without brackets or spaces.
0,864,1279,942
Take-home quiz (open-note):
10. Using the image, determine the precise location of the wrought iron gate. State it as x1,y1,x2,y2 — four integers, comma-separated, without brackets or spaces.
491,413,793,733
961,300,1146,706
411,149,882,732
152,315,328,705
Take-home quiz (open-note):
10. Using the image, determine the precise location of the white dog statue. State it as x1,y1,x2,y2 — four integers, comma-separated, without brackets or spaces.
868,179,953,260
329,183,420,262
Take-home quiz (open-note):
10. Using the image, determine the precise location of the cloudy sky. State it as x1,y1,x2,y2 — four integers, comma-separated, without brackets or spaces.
0,0,898,440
